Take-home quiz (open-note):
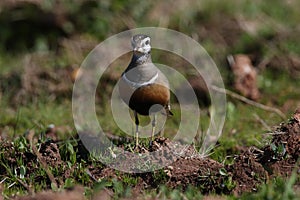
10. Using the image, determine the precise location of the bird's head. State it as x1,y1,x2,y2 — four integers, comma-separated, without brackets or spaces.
131,34,151,54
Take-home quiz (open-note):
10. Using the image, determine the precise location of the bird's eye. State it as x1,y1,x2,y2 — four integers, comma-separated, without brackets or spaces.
145,40,149,45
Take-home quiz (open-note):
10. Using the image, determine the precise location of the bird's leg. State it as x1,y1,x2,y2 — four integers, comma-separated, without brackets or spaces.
150,113,157,146
134,111,139,148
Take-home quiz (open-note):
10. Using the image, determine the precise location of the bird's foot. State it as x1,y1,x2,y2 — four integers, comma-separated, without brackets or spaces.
133,144,149,153
133,144,140,151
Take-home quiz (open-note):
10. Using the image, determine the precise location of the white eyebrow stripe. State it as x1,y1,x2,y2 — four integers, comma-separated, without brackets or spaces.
122,72,158,89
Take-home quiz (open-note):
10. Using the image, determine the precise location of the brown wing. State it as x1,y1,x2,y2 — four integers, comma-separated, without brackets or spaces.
119,78,170,116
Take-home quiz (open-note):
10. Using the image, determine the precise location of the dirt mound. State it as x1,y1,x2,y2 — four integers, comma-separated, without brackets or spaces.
85,109,299,196
167,158,228,194
227,149,267,195
227,109,300,195
39,141,62,167
88,109,300,195
1,109,300,199
13,186,85,200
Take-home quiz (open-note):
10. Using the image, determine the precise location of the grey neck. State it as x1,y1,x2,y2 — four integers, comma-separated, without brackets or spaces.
125,52,152,73
132,52,151,65
123,51,158,83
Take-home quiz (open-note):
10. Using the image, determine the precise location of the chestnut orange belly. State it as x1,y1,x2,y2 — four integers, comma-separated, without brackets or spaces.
119,80,170,116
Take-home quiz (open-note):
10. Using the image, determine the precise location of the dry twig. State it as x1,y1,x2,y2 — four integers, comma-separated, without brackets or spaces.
210,85,286,119
253,113,272,131
27,130,58,190
16,178,34,195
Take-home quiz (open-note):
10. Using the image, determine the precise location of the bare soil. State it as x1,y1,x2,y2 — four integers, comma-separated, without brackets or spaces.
1,109,299,199
0,1,299,199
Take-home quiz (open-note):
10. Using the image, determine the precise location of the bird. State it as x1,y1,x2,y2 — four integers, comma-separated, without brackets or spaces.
118,34,173,148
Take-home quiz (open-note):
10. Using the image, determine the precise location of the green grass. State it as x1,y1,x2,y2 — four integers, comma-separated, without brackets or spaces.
0,99,73,138
236,173,300,200
1,0,300,198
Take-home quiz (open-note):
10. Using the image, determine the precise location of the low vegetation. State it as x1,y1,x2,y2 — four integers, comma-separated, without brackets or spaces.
0,0,299,199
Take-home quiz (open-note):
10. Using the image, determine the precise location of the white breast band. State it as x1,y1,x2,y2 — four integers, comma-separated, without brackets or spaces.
122,72,158,88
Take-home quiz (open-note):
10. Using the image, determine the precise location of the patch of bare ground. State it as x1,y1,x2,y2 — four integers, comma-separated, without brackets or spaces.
1,108,299,199
13,186,85,200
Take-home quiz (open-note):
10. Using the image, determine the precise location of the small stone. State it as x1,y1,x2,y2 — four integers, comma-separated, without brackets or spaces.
167,166,174,170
